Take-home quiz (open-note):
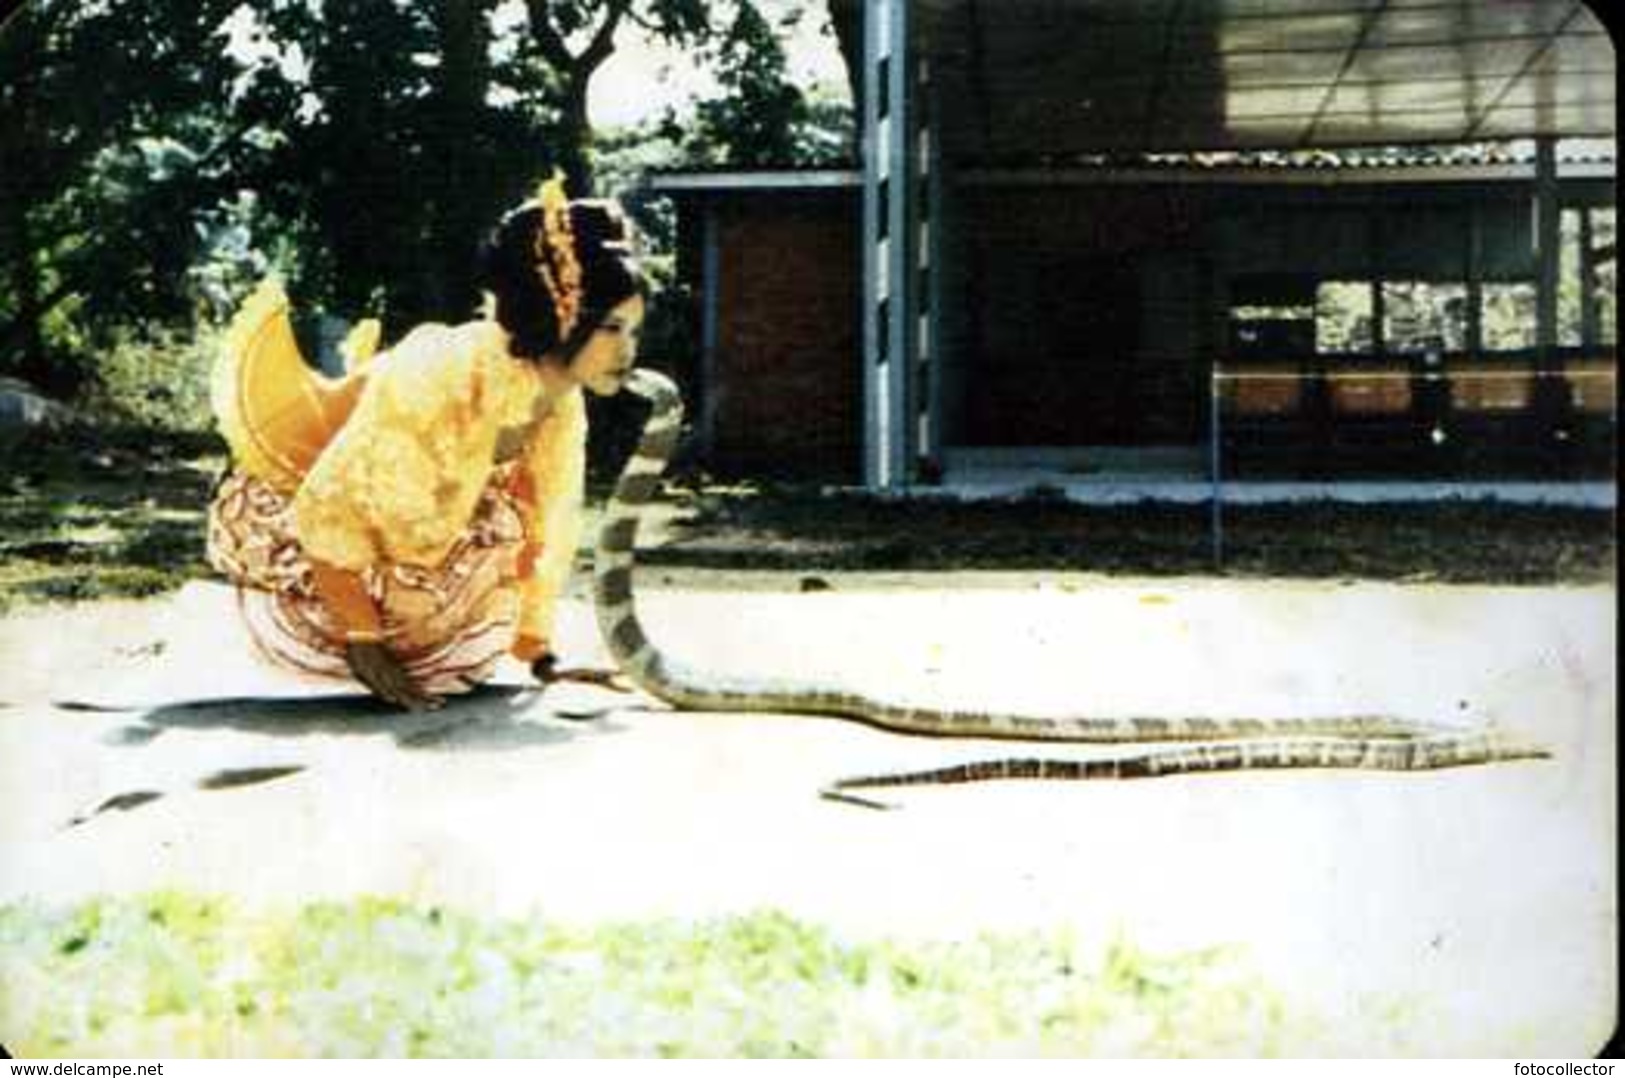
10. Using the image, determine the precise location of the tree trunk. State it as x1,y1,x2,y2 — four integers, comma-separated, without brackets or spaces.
432,0,493,316
522,0,626,198
558,72,594,195
828,0,862,153
5,208,55,393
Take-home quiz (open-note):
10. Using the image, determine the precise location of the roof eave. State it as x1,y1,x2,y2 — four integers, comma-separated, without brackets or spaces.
645,169,864,194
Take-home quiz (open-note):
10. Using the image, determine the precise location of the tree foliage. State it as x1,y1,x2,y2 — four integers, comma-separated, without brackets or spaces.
230,0,558,334
665,2,851,168
0,0,244,392
520,0,710,192
0,0,850,401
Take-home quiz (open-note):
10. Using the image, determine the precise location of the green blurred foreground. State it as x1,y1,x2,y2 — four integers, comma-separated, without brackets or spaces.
1,894,1292,1057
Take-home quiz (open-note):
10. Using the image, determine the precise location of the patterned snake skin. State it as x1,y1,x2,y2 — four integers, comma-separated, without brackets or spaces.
594,370,1551,801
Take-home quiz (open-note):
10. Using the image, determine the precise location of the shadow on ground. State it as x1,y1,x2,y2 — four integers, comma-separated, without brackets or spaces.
76,683,647,752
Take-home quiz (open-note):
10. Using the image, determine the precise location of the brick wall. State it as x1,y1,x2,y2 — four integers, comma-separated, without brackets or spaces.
709,191,861,481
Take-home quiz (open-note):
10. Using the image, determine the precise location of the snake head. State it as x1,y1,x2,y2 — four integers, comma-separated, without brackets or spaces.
624,368,680,407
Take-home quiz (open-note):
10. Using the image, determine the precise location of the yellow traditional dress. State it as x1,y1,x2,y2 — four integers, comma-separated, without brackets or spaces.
206,279,585,693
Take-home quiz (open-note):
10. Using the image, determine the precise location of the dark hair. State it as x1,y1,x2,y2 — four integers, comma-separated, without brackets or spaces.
476,198,642,362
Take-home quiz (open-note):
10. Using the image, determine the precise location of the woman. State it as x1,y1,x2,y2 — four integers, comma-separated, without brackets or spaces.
207,178,644,710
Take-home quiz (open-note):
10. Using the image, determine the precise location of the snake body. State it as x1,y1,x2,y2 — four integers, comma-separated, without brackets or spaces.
594,370,1550,797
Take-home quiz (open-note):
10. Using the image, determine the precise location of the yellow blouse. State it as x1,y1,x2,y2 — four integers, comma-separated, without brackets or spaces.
289,319,587,651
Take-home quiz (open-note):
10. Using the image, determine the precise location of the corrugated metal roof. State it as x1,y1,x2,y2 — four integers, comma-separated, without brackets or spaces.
832,0,1615,156
647,138,1615,192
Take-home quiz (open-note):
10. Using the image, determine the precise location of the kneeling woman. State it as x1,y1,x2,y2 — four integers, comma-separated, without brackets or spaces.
207,180,644,709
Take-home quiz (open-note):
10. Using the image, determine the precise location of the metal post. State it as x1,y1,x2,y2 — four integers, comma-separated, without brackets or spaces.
1466,204,1484,355
860,0,887,489
1209,365,1224,569
917,56,942,474
698,201,721,460
861,0,913,490
885,0,913,486
1534,136,1561,366
1532,136,1566,459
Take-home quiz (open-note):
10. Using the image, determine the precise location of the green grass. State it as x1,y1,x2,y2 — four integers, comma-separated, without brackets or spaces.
651,482,1615,584
0,894,1289,1057
0,422,1613,617
0,427,221,614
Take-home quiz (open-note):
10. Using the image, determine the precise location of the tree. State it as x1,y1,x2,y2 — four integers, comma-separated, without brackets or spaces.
0,0,849,400
225,0,583,331
825,0,860,127
517,0,712,194
0,0,243,392
683,12,851,167
679,3,814,167
236,0,770,326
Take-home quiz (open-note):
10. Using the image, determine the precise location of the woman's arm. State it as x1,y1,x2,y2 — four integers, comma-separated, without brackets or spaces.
512,386,589,671
293,323,508,707
306,559,442,710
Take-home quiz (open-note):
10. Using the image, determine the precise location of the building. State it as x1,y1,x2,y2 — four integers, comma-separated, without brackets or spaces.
652,0,1616,489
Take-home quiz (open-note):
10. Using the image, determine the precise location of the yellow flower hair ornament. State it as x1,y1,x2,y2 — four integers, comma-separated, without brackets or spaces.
532,172,583,339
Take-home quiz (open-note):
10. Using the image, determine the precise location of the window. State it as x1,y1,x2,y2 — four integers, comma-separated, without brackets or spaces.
1559,208,1584,346
1383,281,1468,354
1228,276,1317,358
1482,283,1537,351
1231,305,1314,322
1229,304,1314,356
1316,281,1374,353
1591,207,1616,346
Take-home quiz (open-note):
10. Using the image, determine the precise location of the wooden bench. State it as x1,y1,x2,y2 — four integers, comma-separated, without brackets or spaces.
1566,358,1617,416
1447,363,1534,414
1326,364,1413,417
1218,364,1304,418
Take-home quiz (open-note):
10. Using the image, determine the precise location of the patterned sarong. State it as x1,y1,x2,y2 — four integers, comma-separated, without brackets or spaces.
206,469,528,695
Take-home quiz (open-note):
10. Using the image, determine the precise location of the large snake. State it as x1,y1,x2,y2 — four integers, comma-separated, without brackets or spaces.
594,370,1551,803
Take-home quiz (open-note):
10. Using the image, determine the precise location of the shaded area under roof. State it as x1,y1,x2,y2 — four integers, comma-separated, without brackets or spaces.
835,0,1616,157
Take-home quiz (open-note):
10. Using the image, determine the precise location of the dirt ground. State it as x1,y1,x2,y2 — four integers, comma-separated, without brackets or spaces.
0,426,1615,614
0,569,1615,1056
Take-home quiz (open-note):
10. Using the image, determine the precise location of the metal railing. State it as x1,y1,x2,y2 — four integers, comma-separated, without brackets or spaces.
1207,359,1617,565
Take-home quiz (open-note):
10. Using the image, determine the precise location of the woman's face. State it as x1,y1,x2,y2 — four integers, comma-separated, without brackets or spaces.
570,294,646,396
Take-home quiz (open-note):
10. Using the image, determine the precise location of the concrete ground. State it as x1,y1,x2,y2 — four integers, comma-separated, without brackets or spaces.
933,447,1617,506
0,576,1615,1056
933,470,1617,507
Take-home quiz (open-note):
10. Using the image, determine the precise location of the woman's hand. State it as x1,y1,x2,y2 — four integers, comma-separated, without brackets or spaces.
531,651,634,693
530,650,561,685
309,562,436,708
345,641,443,711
